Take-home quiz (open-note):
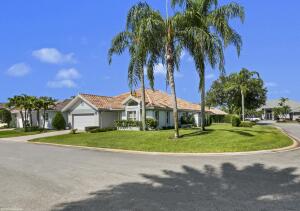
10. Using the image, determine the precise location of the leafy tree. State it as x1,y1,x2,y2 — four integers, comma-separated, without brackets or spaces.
0,108,12,127
171,0,244,130
52,112,66,130
108,2,163,131
274,98,291,120
206,69,267,115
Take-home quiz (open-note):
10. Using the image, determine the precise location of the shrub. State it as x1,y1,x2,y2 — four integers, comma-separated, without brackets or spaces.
180,113,195,125
115,120,142,128
0,109,12,126
25,126,41,132
52,112,66,130
162,126,175,130
146,118,158,130
205,116,212,126
232,116,241,127
70,129,77,134
240,121,254,128
89,127,116,133
85,126,99,132
224,114,235,123
210,115,225,123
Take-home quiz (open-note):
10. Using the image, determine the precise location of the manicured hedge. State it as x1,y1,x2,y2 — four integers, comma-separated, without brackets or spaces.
115,120,142,128
240,121,256,128
89,127,116,133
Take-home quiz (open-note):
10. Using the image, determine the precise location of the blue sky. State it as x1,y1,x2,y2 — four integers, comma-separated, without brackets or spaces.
1,0,299,103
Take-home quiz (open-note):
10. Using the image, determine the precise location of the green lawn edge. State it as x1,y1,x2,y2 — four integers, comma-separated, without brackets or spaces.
30,124,293,153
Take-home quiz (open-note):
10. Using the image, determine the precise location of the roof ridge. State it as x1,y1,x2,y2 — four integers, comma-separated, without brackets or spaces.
80,93,113,98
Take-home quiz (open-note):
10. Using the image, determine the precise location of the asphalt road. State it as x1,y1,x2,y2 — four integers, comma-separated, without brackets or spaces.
0,124,300,211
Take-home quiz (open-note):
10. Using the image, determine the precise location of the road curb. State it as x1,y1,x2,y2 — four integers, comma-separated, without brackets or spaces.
30,128,300,157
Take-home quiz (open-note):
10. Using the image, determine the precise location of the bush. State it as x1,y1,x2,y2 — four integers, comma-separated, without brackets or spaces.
0,109,12,126
224,114,235,123
52,112,66,130
70,129,77,134
25,126,41,132
232,116,241,127
205,116,212,126
146,118,158,130
180,113,195,125
115,120,142,128
240,121,255,128
85,126,99,132
89,127,116,133
210,115,225,123
162,126,175,130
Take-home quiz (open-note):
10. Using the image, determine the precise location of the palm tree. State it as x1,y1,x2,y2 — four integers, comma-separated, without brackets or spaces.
226,68,260,121
171,0,244,130
40,97,56,130
34,97,44,128
7,96,25,128
108,2,163,131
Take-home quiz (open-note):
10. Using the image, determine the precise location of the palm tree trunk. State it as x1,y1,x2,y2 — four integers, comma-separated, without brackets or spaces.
20,111,25,128
166,42,179,139
29,109,33,127
201,70,206,131
140,71,146,131
43,110,46,130
36,110,39,127
241,90,245,121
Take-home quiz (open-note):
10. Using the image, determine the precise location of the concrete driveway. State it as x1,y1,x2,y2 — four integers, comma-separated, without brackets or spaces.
0,124,300,211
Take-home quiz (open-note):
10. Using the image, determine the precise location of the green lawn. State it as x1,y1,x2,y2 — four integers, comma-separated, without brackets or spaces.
0,129,49,138
31,124,293,153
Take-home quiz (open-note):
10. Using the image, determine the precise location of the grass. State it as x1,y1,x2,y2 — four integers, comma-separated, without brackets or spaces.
30,124,293,153
0,129,51,138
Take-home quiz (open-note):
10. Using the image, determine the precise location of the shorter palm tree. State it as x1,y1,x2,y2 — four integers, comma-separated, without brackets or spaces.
40,97,56,130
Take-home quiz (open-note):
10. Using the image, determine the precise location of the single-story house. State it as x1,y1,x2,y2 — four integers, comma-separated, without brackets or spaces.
261,99,300,121
13,89,227,130
11,99,71,128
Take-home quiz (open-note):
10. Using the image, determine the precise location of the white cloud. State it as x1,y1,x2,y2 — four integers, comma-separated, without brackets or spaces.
180,51,186,59
265,82,278,88
47,68,80,89
56,68,80,80
154,63,167,75
6,63,31,77
32,48,76,64
206,73,215,80
47,79,77,88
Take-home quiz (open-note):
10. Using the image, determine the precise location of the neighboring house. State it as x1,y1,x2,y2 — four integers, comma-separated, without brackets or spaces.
12,89,227,130
261,99,300,120
11,99,71,128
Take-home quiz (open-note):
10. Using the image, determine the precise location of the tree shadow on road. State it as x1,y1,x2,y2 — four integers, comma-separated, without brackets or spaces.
53,163,300,211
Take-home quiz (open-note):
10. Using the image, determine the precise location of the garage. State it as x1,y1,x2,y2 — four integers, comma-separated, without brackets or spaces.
72,114,97,130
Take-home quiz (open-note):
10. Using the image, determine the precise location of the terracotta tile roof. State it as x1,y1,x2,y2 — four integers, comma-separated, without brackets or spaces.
208,108,227,115
80,89,207,112
53,99,72,111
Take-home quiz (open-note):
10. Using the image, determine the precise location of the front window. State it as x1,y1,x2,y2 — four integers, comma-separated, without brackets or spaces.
127,111,137,121
155,111,159,121
166,111,170,124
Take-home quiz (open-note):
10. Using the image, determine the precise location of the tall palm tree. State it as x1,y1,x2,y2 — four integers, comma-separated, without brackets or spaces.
171,0,244,130
108,2,163,131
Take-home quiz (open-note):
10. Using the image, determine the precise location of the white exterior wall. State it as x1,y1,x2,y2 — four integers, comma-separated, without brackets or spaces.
67,100,99,129
100,111,118,128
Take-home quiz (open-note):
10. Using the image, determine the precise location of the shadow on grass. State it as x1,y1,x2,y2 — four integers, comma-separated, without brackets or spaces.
180,129,213,138
54,163,300,211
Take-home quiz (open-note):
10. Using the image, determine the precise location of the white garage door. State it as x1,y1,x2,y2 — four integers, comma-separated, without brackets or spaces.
73,114,97,130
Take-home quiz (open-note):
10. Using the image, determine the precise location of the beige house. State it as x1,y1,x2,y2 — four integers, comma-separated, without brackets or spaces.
13,89,226,130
